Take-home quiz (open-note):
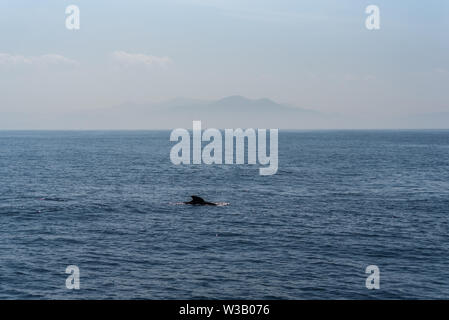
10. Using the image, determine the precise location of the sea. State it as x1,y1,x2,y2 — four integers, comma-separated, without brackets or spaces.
0,130,448,299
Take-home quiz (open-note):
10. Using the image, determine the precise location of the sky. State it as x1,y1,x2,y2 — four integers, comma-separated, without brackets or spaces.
0,0,448,128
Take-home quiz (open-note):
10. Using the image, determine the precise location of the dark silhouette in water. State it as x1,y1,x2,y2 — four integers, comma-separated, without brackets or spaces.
184,195,217,206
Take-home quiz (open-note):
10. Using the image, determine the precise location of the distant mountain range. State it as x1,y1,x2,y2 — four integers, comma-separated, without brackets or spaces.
1,96,448,129
72,95,332,129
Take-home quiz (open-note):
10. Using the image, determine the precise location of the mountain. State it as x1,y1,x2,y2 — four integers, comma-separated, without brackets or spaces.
1,96,447,129
64,95,328,129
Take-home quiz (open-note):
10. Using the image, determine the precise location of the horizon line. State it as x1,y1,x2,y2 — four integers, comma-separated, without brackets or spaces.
1,128,449,132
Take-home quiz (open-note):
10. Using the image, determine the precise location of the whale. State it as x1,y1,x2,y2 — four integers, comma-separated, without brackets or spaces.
184,195,217,206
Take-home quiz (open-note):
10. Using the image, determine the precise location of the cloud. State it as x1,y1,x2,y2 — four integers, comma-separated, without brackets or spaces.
0,53,78,66
111,51,172,68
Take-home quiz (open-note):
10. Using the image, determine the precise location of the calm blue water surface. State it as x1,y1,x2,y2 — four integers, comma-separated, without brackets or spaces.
0,130,448,299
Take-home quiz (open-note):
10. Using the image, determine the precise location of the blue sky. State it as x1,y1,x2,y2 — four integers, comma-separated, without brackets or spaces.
0,0,448,123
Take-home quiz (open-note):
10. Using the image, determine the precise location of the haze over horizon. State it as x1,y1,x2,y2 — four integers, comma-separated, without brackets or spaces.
1,95,449,130
1,0,448,129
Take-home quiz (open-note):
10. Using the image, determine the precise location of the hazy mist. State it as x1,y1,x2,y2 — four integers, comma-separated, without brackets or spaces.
0,0,448,129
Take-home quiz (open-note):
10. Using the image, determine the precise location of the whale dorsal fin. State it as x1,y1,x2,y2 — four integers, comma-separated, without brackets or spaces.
191,195,206,203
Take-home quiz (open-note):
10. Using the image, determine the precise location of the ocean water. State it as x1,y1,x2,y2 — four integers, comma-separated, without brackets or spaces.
0,130,448,299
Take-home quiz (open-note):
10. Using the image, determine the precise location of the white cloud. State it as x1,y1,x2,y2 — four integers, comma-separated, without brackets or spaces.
0,53,78,66
111,51,172,68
